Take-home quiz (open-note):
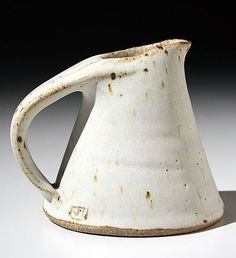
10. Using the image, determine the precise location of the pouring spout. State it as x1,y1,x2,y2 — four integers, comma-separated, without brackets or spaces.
102,39,191,61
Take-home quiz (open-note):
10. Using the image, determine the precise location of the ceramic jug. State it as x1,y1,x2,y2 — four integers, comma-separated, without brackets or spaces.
11,39,224,236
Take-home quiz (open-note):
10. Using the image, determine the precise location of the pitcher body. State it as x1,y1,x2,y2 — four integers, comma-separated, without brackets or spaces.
11,39,224,236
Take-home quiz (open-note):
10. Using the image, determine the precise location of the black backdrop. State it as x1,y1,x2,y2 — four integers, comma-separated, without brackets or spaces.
1,2,235,83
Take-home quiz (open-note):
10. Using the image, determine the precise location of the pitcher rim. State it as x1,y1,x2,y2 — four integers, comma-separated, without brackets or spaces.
102,39,191,60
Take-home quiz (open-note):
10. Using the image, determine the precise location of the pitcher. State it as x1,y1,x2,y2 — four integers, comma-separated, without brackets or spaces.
11,39,224,236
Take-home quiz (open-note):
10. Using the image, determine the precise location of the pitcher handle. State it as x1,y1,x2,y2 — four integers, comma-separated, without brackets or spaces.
10,57,106,202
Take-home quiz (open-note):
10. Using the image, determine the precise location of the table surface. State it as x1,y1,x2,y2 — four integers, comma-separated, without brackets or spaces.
1,92,236,258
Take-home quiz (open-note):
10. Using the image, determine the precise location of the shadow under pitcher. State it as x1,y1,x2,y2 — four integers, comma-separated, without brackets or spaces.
10,39,224,236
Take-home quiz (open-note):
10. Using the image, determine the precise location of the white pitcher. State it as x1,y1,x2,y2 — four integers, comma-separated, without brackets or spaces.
11,39,224,236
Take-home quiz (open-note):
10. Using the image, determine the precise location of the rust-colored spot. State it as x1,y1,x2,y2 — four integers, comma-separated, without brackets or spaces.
146,191,151,199
144,68,148,72
203,219,208,223
120,186,123,193
164,50,168,55
156,45,163,50
111,73,116,80
108,84,113,95
93,175,98,182
17,136,22,143
178,55,181,62
161,80,165,88
23,142,27,150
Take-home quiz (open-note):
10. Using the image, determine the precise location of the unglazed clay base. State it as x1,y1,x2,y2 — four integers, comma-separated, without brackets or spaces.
44,209,223,237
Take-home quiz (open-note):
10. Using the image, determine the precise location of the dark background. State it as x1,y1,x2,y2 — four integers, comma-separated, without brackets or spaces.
1,2,235,84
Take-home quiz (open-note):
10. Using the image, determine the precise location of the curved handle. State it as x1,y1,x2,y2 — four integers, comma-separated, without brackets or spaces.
11,57,107,202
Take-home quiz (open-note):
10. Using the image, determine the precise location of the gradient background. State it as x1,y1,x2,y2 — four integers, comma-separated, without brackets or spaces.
1,3,236,258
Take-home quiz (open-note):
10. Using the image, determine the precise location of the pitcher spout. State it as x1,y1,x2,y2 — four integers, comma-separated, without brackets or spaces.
102,39,191,61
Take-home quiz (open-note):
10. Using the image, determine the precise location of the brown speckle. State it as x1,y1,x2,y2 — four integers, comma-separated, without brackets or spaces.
111,73,116,80
156,45,163,50
57,195,61,201
144,68,148,72
120,186,123,193
166,169,169,172
196,162,199,166
204,197,207,201
145,92,148,102
93,175,98,182
161,80,165,88
108,84,113,95
120,94,123,97
178,55,181,62
195,211,198,216
203,219,208,223
17,136,22,143
164,50,168,55
23,142,27,150
184,184,187,187
146,191,151,199
145,53,148,56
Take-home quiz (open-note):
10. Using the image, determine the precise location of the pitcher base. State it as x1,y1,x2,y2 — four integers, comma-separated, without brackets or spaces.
44,209,222,237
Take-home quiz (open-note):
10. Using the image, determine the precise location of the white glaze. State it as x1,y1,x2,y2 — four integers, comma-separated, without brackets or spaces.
11,39,224,233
